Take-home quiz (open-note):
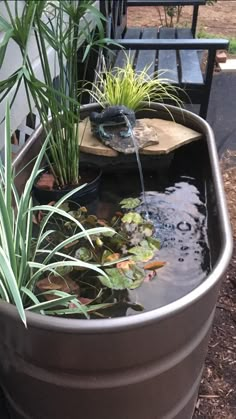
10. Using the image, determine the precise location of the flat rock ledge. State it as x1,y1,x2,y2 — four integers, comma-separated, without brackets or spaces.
79,118,203,157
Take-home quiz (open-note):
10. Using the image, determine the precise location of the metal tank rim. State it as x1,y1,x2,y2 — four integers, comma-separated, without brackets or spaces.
7,103,233,333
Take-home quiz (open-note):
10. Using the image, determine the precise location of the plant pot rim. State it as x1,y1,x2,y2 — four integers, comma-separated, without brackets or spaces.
34,163,102,193
9,104,232,333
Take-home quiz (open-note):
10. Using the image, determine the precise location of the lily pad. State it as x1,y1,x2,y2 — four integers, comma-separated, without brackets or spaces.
128,266,145,289
98,268,133,290
121,212,143,225
103,251,121,264
147,237,161,250
116,260,135,271
75,247,93,262
120,198,141,209
140,225,153,237
128,245,154,262
98,265,144,290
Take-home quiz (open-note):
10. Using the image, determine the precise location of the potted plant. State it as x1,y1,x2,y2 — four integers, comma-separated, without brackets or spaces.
0,103,120,326
0,0,109,204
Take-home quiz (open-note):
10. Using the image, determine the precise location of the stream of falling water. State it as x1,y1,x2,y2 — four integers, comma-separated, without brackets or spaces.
121,113,149,217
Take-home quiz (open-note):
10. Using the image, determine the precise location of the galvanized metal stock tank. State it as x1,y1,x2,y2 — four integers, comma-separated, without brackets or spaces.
0,104,233,419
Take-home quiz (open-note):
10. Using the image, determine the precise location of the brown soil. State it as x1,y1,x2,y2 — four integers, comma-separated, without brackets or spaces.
128,1,236,38
128,3,236,418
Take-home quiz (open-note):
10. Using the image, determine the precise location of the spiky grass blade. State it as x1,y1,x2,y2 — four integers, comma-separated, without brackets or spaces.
40,227,115,264
28,258,109,287
0,248,26,326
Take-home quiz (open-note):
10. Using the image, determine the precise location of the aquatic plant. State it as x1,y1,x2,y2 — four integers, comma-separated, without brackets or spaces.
35,197,165,318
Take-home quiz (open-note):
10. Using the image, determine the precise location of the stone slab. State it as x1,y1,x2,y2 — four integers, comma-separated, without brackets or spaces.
219,59,236,72
79,118,203,157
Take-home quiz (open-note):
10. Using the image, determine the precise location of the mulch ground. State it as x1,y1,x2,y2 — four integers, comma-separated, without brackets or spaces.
127,1,236,38
193,158,236,418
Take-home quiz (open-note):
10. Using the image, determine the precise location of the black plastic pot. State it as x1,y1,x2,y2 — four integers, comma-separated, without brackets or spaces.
2,104,232,419
0,387,9,418
33,164,102,205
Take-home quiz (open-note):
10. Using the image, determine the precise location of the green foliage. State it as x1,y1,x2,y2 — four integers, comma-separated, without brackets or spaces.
0,103,114,325
229,39,236,55
128,245,154,263
120,198,141,209
206,0,217,5
121,212,143,225
89,54,183,112
0,0,107,186
98,266,144,290
37,196,165,317
198,28,236,55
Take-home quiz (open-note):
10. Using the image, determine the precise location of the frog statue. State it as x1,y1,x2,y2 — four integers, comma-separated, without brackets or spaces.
89,105,159,154
89,105,136,144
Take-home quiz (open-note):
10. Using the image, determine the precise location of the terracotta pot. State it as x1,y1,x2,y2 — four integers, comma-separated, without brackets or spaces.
33,164,102,205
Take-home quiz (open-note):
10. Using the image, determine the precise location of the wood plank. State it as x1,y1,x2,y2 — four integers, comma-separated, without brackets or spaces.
113,27,142,68
158,28,179,83
177,28,204,85
111,38,229,50
135,28,158,77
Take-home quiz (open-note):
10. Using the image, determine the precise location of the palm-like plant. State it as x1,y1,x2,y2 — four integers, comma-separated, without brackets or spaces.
0,0,107,187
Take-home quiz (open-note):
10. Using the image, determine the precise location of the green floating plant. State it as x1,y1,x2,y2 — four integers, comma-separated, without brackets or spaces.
121,212,144,225
98,265,144,291
35,196,165,318
120,198,141,209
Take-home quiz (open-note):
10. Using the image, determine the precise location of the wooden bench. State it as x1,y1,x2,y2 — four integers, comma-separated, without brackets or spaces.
99,0,229,119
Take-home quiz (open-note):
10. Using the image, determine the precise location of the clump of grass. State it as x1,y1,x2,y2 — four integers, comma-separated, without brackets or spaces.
198,28,236,55
228,39,236,55
89,55,183,112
